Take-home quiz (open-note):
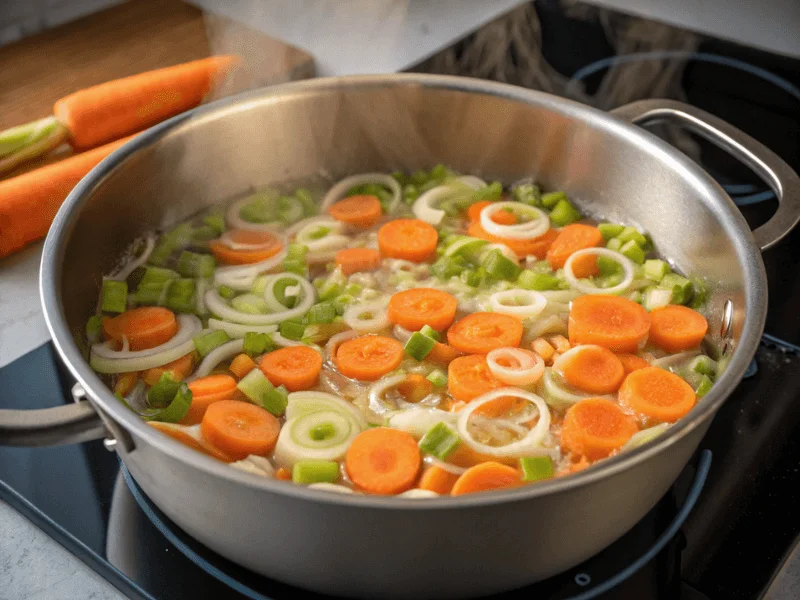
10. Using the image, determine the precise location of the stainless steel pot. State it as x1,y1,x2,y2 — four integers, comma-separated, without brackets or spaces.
2,75,799,599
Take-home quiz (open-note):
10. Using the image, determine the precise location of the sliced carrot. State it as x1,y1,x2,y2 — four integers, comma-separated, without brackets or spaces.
113,372,139,397
181,374,239,425
450,461,521,496
229,353,257,379
276,467,292,481
396,374,434,403
328,195,382,228
377,219,438,262
617,353,650,375
208,229,283,265
259,346,323,392
427,341,463,366
570,253,600,278
54,56,239,149
0,136,131,258
568,295,651,353
419,465,460,495
149,422,236,463
345,428,421,495
545,223,603,269
335,247,381,275
618,366,697,423
447,443,516,468
559,345,625,395
447,312,524,355
560,398,639,461
648,305,709,352
467,221,558,258
467,201,517,224
448,355,503,402
142,352,195,386
200,400,280,461
334,336,404,381
387,288,458,332
102,306,178,351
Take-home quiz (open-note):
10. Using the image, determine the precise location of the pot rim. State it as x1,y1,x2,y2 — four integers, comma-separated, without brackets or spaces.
40,73,766,509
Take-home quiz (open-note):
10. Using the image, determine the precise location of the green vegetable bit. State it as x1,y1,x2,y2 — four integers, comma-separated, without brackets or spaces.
520,456,554,482
517,270,561,291
231,293,269,314
482,249,521,281
217,285,236,299
643,259,671,282
332,294,355,315
193,330,230,357
293,460,340,485
280,319,306,341
606,237,623,251
237,369,288,415
473,181,503,201
243,332,276,356
85,315,102,340
149,223,193,266
431,255,468,280
598,223,625,240
617,226,648,247
690,355,717,377
460,269,482,287
165,278,196,313
597,255,621,277
310,422,337,441
404,331,436,361
418,421,460,460
548,199,582,227
695,375,713,398
512,183,541,206
419,324,440,341
203,214,225,235
426,369,448,387
139,266,179,287
177,251,215,278
541,191,567,209
146,373,185,411
101,280,128,313
619,240,645,265
142,378,192,423
659,273,694,305
307,302,337,325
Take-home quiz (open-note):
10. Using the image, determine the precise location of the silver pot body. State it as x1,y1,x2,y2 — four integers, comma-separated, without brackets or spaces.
22,75,800,598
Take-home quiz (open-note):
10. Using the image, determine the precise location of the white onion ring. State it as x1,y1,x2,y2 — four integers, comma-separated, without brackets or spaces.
487,348,545,386
204,275,315,325
226,196,281,231
262,273,310,313
526,314,568,340
343,301,390,334
287,215,335,237
295,220,348,254
325,330,358,361
219,230,276,251
490,289,547,319
368,374,408,415
457,388,551,458
109,235,155,282
423,455,467,475
271,332,317,349
195,279,207,315
651,349,701,369
392,325,414,344
321,173,401,212
91,314,201,360
563,248,635,295
207,319,277,338
480,201,549,240
412,185,453,226
541,367,612,409
213,245,287,286
192,339,245,379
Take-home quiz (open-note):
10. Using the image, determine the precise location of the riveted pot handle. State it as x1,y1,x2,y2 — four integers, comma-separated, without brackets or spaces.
0,400,107,446
611,99,800,251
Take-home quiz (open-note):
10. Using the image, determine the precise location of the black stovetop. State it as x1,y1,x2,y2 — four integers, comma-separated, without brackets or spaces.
2,2,800,599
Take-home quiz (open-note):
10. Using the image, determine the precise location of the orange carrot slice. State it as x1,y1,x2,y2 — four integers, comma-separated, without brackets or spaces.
447,312,524,355
142,352,195,386
54,56,239,149
419,465,460,495
335,247,381,275
200,400,280,461
450,461,521,496
618,366,697,422
275,467,292,481
447,355,503,402
377,219,438,262
208,229,282,265
345,428,421,495
396,374,434,403
648,305,709,352
617,353,650,375
387,288,458,332
467,220,558,258
113,372,139,397
0,136,132,258
558,345,625,395
467,201,517,224
181,374,239,425
102,307,178,351
259,346,322,392
546,224,603,269
427,341,463,366
447,444,517,468
334,336,404,381
229,353,257,379
560,398,639,461
149,421,236,463
328,195,382,228
568,295,651,353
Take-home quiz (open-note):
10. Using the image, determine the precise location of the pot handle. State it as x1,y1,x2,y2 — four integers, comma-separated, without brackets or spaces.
611,99,800,251
0,399,107,447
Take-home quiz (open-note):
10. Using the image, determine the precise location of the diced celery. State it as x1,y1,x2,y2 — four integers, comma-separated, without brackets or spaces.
404,332,436,361
520,456,554,481
606,237,623,251
177,251,215,278
101,280,128,313
193,330,230,357
517,270,561,291
419,325,440,341
307,302,336,325
620,240,645,264
512,183,541,206
426,369,448,387
280,320,306,341
598,223,625,240
473,181,503,201
418,422,460,459
460,269,482,287
333,294,355,315
231,293,269,314
243,332,276,356
86,315,102,340
217,285,236,299
643,259,670,282
617,226,648,247
660,273,694,305
643,287,672,311
690,355,717,377
541,191,567,209
548,199,582,227
139,266,179,287
482,250,521,281
597,255,621,277
695,375,713,397
165,278,196,313
293,460,340,484
431,255,468,280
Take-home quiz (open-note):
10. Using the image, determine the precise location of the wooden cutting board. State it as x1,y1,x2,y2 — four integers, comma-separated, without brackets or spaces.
0,0,315,170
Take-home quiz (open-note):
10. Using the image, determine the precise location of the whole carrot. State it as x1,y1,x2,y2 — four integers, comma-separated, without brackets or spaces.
54,55,238,149
0,136,131,258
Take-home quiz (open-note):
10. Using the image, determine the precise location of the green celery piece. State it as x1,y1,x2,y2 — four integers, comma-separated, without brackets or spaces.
643,259,670,282
307,302,336,325
193,330,230,357
483,250,521,281
177,251,215,278
426,369,448,387
620,240,645,264
660,273,694,305
512,183,541,206
243,332,275,356
142,382,192,423
520,456,554,481
101,280,128,314
280,320,306,341
404,332,436,361
606,237,623,251
517,270,561,291
541,191,567,209
419,324,440,341
597,255,621,277
548,199,582,226
419,422,460,459
617,226,648,247
292,460,340,484
598,223,625,240
695,375,713,397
